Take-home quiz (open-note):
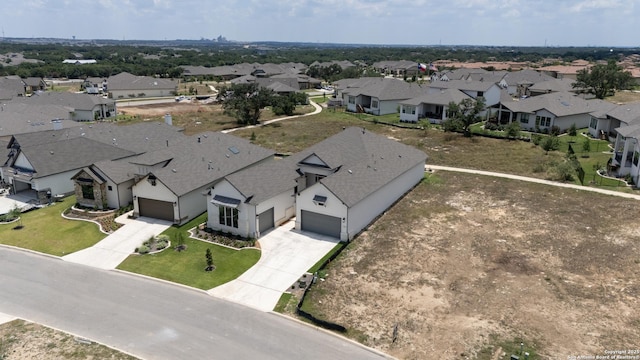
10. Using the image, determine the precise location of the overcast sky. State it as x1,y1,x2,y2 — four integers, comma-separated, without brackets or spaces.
1,0,638,47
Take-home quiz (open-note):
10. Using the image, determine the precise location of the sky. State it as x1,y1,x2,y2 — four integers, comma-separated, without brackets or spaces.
1,0,639,47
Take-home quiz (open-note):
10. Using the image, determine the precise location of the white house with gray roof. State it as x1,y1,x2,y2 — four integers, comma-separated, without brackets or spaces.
206,127,427,241
497,92,613,132
336,77,429,116
399,89,472,124
2,122,184,203
107,72,178,99
11,92,116,121
605,104,640,183
128,132,274,225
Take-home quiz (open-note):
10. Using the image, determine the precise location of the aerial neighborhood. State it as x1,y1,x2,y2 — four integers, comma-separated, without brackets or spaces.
2,42,640,360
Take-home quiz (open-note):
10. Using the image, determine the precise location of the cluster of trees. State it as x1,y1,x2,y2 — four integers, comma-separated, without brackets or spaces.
1,41,638,80
218,83,308,125
573,59,634,99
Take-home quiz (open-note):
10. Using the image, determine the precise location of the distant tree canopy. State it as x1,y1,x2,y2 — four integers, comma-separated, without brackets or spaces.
573,59,634,99
2,40,638,80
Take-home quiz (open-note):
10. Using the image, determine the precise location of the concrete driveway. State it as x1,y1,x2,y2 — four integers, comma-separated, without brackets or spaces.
63,213,171,270
208,220,340,312
0,192,36,214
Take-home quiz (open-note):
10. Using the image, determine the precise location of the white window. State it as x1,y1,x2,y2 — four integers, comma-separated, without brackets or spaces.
371,100,379,108
218,206,238,228
520,113,529,124
590,117,598,129
348,96,355,104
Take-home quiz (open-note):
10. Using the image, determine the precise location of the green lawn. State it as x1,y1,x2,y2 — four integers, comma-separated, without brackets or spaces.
0,196,105,256
117,213,261,290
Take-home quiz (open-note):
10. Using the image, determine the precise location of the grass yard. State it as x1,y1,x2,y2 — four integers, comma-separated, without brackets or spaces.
117,214,260,290
0,196,105,256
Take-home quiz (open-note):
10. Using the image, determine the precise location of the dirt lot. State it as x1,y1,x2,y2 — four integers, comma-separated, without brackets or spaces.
301,171,640,359
0,319,138,359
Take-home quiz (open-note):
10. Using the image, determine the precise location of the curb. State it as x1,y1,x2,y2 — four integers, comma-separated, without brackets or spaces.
268,311,396,359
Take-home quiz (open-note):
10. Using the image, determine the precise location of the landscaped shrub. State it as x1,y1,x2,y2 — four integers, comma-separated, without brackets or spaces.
156,234,170,243
156,240,168,250
532,135,542,145
484,122,499,131
568,123,577,136
541,136,560,152
137,245,150,254
550,125,561,136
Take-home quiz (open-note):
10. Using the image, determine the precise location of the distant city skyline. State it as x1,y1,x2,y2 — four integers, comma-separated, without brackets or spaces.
1,0,638,47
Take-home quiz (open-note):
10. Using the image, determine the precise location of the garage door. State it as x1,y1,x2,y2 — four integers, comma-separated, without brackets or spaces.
138,198,174,222
258,208,274,234
300,210,341,238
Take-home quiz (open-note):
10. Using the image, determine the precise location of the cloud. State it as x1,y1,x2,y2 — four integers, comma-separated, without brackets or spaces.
568,0,624,12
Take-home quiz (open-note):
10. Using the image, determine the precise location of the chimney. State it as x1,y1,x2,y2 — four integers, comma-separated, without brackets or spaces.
164,113,172,126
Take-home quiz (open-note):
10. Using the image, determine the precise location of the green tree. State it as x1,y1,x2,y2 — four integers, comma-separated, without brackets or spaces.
218,83,275,125
573,59,633,99
271,92,308,116
505,121,521,140
568,123,577,136
444,97,486,137
582,138,591,153
205,248,215,271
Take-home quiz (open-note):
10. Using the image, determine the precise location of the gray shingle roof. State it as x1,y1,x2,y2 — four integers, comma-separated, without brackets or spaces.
400,89,471,106
0,103,80,137
528,78,577,93
428,79,498,92
19,137,135,178
224,127,427,208
500,69,555,86
606,103,640,125
12,91,113,111
341,78,429,101
10,122,184,154
107,72,177,91
143,132,275,196
501,92,613,117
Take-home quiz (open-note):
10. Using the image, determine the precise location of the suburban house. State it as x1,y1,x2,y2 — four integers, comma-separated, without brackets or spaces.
335,77,429,115
605,104,640,182
12,92,116,121
2,122,184,203
496,91,614,131
71,131,275,225
371,60,421,77
23,77,47,93
426,79,503,108
182,63,307,81
206,127,428,241
107,72,178,99
83,77,108,94
398,89,472,123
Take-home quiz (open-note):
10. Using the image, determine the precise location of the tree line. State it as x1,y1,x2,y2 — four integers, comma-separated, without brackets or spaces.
1,41,637,79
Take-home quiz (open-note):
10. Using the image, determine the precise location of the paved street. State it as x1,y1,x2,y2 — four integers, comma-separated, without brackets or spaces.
0,247,387,360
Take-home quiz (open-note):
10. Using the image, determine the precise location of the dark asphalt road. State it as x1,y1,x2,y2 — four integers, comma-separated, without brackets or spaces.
0,247,387,360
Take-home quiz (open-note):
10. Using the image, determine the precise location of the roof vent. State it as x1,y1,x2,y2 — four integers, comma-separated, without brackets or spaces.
225,153,230,158
172,169,177,173
50,151,54,155
348,169,353,174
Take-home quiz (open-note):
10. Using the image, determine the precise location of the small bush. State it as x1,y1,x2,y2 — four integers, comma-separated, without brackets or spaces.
541,136,560,152
532,134,542,145
156,234,170,242
156,240,168,250
568,123,577,136
137,245,150,254
550,125,561,136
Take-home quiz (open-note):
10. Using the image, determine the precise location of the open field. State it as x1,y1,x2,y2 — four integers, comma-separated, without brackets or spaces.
297,171,640,359
606,90,640,104
0,319,138,360
117,101,315,135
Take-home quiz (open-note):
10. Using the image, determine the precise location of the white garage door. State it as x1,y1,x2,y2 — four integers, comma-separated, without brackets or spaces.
300,210,341,238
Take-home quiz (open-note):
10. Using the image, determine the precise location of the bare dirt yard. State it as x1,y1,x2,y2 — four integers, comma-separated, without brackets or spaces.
299,171,640,360
0,319,138,359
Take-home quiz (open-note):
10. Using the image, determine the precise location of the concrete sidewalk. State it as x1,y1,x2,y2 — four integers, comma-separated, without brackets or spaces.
208,220,339,312
63,213,171,270
426,165,640,200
